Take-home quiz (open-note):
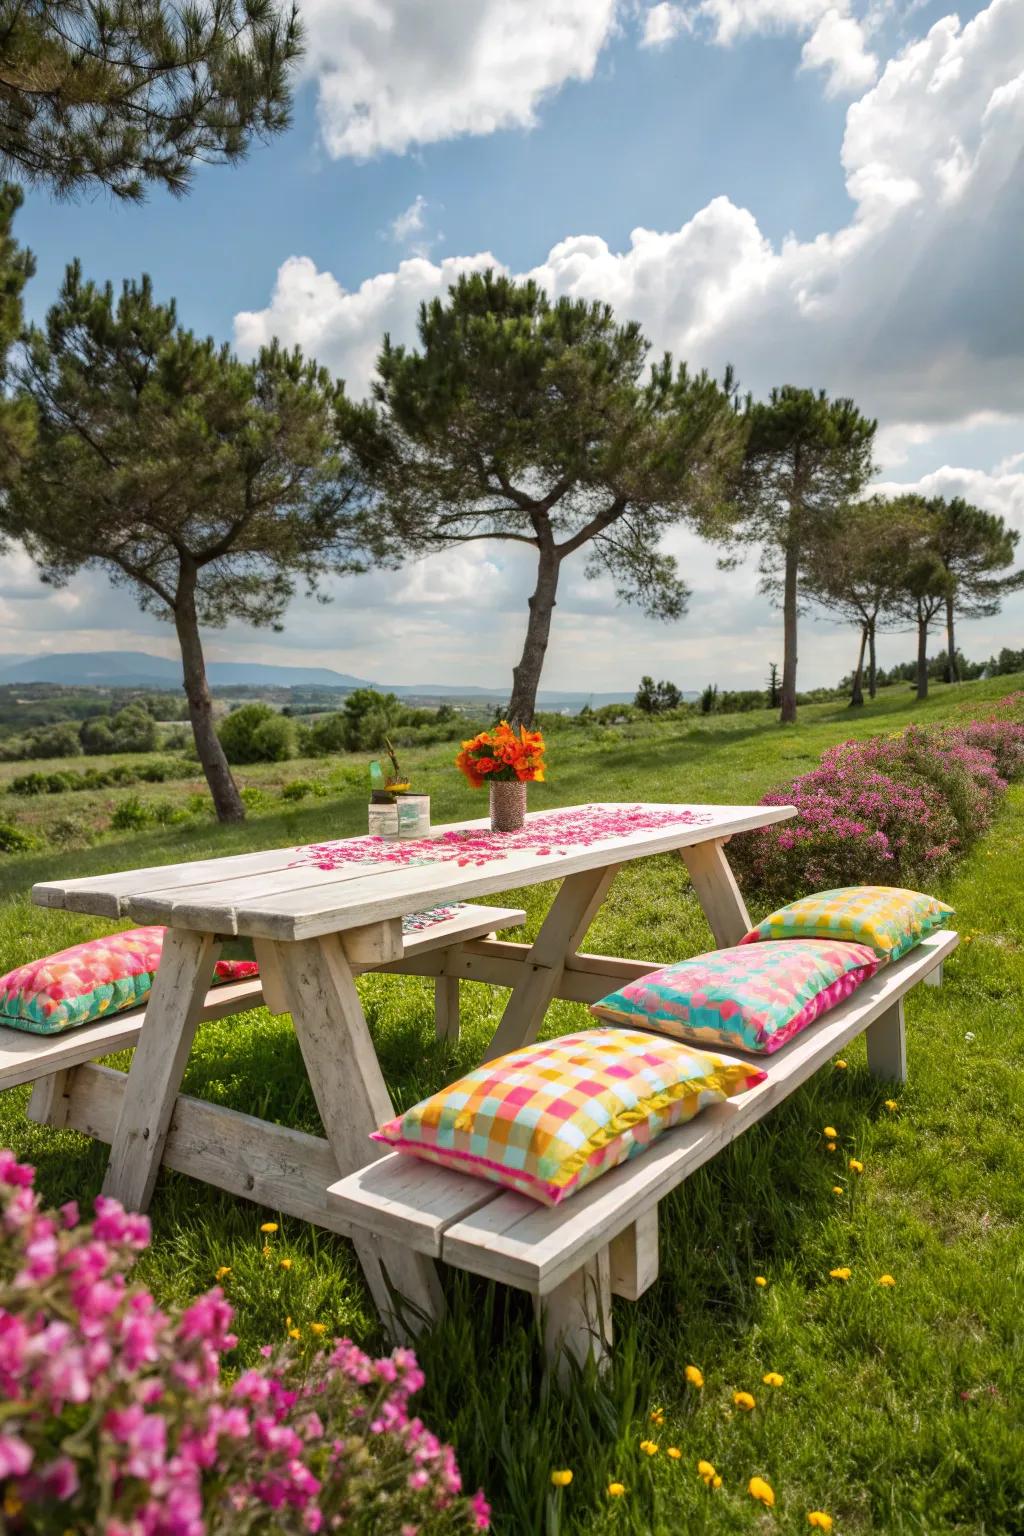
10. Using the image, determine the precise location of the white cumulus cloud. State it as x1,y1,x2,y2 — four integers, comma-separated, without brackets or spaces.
299,0,619,159
641,2,693,47
800,8,878,96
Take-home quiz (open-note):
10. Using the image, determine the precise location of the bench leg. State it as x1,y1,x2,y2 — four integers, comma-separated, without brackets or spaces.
923,962,943,989
866,998,906,1083
27,1067,76,1130
679,839,752,947
609,1209,659,1300
536,1248,613,1384
434,975,460,1042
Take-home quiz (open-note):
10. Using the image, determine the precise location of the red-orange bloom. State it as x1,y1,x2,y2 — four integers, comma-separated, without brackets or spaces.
455,721,547,787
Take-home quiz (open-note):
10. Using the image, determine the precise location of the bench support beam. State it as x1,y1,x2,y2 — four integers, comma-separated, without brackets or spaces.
865,998,906,1083
609,1208,659,1301
535,1246,613,1384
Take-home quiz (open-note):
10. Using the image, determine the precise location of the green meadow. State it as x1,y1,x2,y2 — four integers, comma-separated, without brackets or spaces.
1,673,1022,1535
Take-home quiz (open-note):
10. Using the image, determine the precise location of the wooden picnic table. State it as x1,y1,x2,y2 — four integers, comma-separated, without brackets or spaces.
32,800,795,1332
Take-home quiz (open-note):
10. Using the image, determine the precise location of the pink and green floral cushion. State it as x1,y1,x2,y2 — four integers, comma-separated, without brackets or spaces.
373,1028,765,1206
740,886,954,963
0,928,259,1036
590,939,878,1055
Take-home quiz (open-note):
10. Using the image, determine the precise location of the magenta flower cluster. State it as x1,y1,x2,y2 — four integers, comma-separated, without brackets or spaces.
731,698,1024,902
0,1152,489,1536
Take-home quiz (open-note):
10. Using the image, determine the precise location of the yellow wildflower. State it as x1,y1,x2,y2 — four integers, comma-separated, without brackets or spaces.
733,1390,756,1410
826,1141,837,1153
288,1327,301,1340
697,1460,717,1483
279,1258,293,1270
685,1364,705,1388
749,1476,775,1508
550,1470,573,1488
667,1446,682,1460
310,1322,327,1335
832,1186,844,1195
808,1514,834,1532
650,1408,665,1425
260,1222,279,1234
262,1245,272,1260
713,1475,723,1489
763,1372,784,1388
834,1060,848,1071
849,1158,864,1173
4,1492,23,1518
829,1267,852,1281
215,1266,231,1280
878,1273,896,1287
755,1275,768,1287
823,1126,838,1139
884,1099,899,1113
607,1482,625,1497
639,1440,659,1456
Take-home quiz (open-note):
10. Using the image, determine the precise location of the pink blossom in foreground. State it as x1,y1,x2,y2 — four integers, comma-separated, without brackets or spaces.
0,1156,488,1534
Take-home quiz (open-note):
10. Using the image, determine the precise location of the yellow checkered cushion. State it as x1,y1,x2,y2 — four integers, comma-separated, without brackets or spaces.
373,1029,765,1206
741,885,953,962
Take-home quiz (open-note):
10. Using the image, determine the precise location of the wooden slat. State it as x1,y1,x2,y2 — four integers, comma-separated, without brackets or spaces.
0,976,265,1091
441,931,957,1294
35,804,795,936
325,1151,500,1256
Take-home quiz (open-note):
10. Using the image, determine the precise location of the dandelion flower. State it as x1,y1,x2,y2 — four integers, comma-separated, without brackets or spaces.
829,1267,852,1281
288,1327,301,1340
260,1222,279,1234
826,1141,837,1153
832,1186,844,1195
763,1372,784,1388
733,1391,756,1410
878,1273,896,1287
697,1460,717,1484
884,1099,899,1113
551,1470,573,1487
824,1126,838,1139
278,1257,293,1270
667,1447,682,1460
215,1265,231,1280
834,1060,848,1071
261,1245,272,1260
639,1440,659,1457
849,1158,864,1173
650,1408,665,1425
310,1322,327,1335
808,1514,833,1532
713,1475,723,1489
685,1364,705,1388
755,1275,768,1288
607,1482,625,1497
749,1476,775,1507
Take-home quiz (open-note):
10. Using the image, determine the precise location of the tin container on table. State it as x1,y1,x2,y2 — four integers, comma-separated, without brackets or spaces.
368,794,431,839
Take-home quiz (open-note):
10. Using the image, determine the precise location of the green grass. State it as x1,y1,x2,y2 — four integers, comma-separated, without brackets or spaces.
1,674,1023,1534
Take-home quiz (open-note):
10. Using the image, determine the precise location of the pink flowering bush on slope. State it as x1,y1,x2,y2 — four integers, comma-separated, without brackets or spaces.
730,699,1024,903
0,1151,489,1536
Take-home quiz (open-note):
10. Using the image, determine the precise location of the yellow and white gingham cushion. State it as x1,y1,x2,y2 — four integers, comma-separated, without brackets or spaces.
373,1028,765,1205
741,885,953,962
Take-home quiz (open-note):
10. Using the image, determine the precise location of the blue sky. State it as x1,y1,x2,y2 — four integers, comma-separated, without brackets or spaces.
6,0,1023,691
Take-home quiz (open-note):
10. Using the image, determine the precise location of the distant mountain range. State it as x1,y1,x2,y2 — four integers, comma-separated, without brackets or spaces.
0,650,644,707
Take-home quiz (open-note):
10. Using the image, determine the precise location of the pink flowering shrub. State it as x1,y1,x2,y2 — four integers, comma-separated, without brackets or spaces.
0,1151,489,1536
730,702,1024,904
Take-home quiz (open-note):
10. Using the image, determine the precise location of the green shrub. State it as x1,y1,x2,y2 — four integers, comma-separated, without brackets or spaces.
49,814,93,848
250,714,295,763
218,704,279,764
240,785,267,810
110,795,152,831
0,819,35,852
280,778,314,802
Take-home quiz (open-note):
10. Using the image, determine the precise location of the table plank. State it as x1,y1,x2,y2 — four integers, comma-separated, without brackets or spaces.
34,804,796,936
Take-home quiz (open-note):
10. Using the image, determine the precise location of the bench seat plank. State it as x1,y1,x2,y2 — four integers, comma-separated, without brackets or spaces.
328,929,958,1295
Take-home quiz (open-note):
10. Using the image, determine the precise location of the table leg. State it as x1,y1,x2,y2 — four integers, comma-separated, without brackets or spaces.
272,934,444,1337
482,865,619,1063
101,929,221,1211
679,839,752,948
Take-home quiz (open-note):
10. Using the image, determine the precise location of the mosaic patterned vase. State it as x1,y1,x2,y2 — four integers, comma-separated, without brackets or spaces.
489,779,527,833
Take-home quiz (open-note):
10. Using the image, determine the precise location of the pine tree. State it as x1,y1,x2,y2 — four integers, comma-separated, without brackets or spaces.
353,271,746,725
0,183,35,480
928,497,1024,681
0,0,300,200
4,263,369,821
728,387,876,724
876,496,953,702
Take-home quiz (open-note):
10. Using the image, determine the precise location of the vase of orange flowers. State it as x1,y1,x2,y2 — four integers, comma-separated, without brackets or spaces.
455,721,546,833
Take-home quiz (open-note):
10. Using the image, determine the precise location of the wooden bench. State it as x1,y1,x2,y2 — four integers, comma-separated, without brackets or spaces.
3,902,526,1123
328,929,957,1375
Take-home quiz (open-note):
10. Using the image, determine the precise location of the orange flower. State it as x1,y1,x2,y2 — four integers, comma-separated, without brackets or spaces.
455,721,547,787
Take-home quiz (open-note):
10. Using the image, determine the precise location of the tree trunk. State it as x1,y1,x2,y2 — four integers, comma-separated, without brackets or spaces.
174,581,245,823
780,538,799,724
850,624,867,707
916,611,929,702
868,619,877,698
945,594,958,683
508,545,561,726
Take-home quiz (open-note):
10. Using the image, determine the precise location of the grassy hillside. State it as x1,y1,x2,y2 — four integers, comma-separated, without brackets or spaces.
1,673,1022,1534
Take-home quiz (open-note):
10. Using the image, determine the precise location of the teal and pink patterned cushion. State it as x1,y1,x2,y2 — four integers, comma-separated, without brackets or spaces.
0,928,259,1036
590,939,878,1055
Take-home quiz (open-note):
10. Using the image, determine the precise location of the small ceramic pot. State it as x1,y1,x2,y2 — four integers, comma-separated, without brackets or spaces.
489,779,527,833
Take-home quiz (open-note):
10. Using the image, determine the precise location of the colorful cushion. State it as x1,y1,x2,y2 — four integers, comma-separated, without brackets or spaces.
589,940,878,1055
741,886,954,963
0,928,259,1035
372,1028,765,1206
